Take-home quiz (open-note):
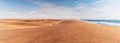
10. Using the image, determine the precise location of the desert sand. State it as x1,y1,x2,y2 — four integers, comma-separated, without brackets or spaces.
0,19,120,43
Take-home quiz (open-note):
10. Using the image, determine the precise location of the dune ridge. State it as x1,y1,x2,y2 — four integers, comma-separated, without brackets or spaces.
0,19,63,30
0,19,120,43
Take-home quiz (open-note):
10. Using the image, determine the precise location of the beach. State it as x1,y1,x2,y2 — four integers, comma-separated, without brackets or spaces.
0,19,120,43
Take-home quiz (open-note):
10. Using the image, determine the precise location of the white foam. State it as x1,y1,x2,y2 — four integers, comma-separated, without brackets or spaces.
89,21,120,26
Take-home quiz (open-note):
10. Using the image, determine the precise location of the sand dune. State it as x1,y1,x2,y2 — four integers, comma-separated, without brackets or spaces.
0,19,62,30
0,19,120,43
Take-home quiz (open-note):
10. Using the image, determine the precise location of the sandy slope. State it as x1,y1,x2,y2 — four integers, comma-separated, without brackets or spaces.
0,19,62,30
0,19,120,43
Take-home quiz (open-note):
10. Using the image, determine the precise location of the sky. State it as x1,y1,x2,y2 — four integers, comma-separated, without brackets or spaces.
0,0,120,19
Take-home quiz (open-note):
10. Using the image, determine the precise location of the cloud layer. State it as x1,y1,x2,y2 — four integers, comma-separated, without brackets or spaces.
1,0,120,19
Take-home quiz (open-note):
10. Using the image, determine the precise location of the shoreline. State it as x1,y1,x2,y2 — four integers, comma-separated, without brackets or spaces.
0,19,119,30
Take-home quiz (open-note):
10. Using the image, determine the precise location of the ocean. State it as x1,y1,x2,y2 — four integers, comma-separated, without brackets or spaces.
83,20,120,26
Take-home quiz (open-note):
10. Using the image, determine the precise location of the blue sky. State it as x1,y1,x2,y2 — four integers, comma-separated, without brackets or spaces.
38,0,95,7
0,0,95,12
0,0,38,12
0,0,120,19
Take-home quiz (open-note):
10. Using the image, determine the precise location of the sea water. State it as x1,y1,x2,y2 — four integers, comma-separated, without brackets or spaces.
83,20,120,26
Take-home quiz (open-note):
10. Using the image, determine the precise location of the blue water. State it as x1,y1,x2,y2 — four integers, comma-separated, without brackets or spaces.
83,20,120,26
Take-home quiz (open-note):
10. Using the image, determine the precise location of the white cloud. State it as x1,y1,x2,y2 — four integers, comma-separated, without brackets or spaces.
27,0,120,19
84,0,120,19
28,5,79,19
1,0,120,20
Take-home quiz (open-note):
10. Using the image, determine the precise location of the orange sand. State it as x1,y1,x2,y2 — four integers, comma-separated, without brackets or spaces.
0,19,120,43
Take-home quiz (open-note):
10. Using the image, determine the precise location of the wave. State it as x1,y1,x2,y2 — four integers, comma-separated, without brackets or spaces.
83,20,120,26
